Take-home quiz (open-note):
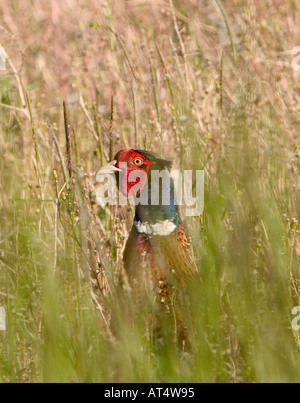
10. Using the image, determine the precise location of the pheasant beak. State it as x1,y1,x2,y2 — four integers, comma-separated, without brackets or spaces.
96,160,121,181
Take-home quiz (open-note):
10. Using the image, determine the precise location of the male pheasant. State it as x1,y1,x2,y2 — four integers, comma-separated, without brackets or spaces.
97,149,198,344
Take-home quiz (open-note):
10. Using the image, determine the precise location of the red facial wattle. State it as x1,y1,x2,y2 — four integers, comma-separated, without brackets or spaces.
115,150,154,196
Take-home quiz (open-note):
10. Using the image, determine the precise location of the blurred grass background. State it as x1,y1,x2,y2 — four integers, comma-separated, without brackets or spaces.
0,0,299,383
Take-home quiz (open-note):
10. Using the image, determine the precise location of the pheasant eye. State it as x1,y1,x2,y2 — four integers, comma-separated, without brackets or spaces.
132,157,144,167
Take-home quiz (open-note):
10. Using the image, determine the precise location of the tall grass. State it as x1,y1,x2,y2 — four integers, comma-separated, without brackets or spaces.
0,0,299,382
